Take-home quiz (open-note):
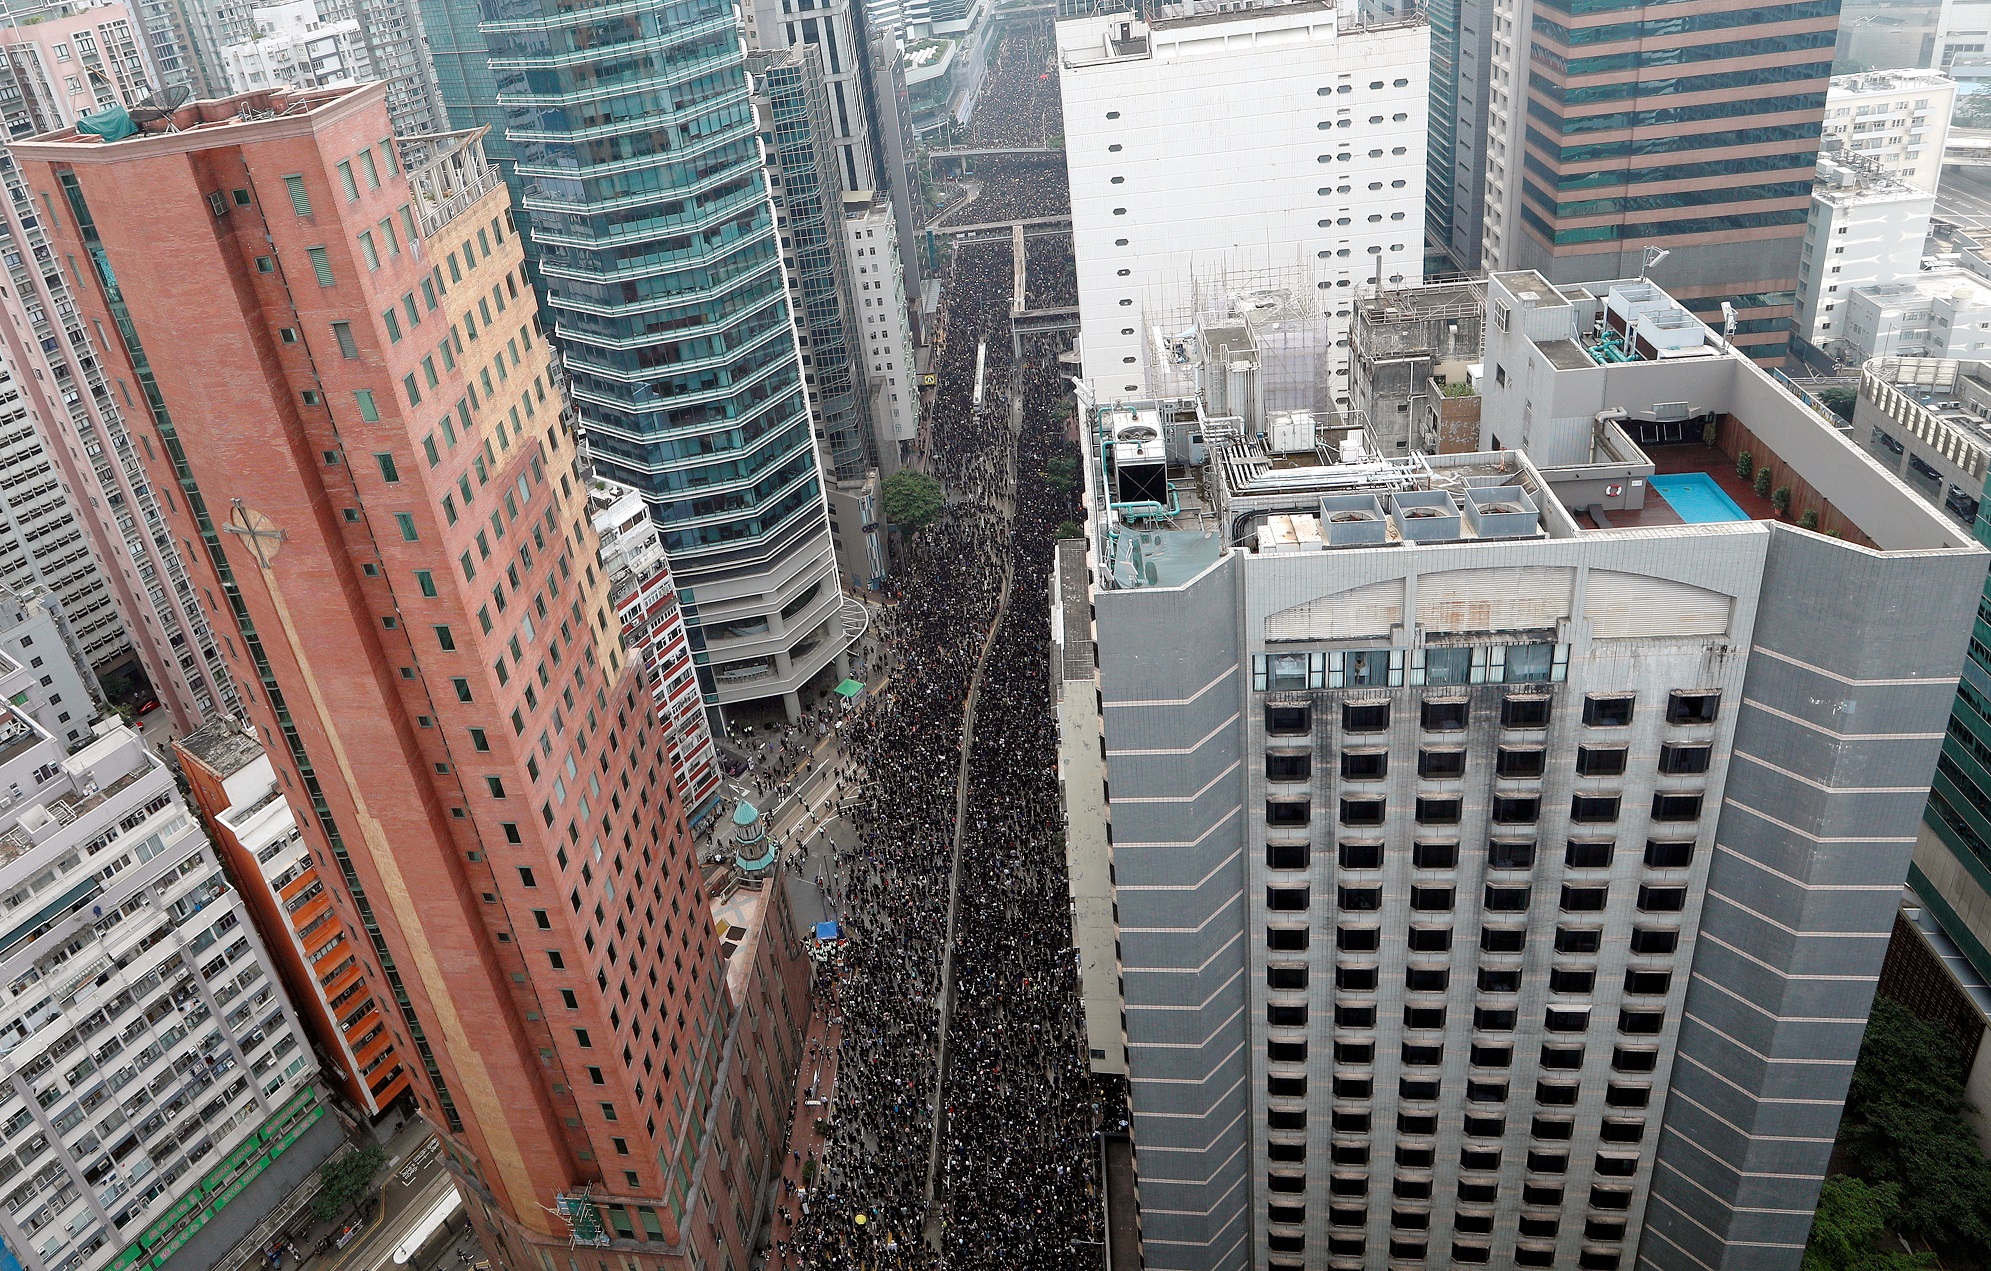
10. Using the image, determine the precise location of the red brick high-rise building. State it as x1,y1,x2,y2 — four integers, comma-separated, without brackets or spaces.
16,84,811,1271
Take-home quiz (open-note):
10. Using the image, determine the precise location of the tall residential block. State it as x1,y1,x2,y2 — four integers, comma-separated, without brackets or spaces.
1794,157,1935,360
1479,0,1837,360
0,651,336,1271
589,483,722,825
842,192,918,465
0,29,239,729
17,85,811,1271
1057,4,1429,412
176,718,415,1119
0,583,105,748
1060,270,1986,1271
482,0,859,719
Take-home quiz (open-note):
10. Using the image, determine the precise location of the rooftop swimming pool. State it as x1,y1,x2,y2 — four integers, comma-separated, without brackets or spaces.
1648,472,1748,524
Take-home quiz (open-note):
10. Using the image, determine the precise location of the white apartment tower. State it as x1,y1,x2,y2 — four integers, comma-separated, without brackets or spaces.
0,654,333,1271
844,193,919,460
1057,2,1429,411
1796,156,1937,356
1821,70,1956,194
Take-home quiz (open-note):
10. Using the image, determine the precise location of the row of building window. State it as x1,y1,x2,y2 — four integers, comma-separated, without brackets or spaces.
1270,882,1690,912
1265,690,1719,737
1270,742,1711,783
1269,792,1706,830
1270,837,1696,870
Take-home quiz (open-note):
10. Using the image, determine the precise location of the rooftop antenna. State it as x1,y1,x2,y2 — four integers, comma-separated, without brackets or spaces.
1639,247,1671,281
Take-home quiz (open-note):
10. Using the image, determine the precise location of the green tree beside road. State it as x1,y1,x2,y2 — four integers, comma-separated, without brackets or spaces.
883,470,944,536
312,1142,387,1225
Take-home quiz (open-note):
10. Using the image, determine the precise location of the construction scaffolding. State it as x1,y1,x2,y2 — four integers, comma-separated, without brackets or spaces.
1141,257,1331,419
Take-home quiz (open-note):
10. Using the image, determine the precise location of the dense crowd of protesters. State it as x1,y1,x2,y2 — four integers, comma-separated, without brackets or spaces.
767,28,1107,1271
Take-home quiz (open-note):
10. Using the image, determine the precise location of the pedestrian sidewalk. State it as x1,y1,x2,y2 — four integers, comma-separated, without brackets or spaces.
764,983,844,1271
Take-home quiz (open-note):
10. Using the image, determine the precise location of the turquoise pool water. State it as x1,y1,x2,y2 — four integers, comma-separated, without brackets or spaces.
1649,472,1749,524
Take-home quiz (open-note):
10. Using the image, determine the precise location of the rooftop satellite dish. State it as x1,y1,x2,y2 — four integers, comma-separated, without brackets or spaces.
127,83,192,127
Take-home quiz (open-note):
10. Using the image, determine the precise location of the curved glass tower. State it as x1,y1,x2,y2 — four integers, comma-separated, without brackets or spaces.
480,0,853,716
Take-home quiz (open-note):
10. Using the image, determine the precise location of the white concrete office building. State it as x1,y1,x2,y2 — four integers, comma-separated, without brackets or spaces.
1059,271,1986,1271
844,194,919,460
1821,69,1956,194
1057,1,1429,409
1796,156,1937,355
1842,269,1991,360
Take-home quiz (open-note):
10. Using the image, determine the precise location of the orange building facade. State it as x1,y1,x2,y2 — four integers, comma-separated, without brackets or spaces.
17,85,810,1271
176,718,415,1118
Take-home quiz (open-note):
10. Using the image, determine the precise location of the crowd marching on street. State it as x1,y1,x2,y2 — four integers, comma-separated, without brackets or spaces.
767,18,1113,1271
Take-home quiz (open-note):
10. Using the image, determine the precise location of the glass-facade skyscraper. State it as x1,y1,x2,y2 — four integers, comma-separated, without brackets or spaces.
479,0,855,716
751,45,871,480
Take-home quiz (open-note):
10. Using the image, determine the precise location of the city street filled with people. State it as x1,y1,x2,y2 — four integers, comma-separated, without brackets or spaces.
770,20,1111,1271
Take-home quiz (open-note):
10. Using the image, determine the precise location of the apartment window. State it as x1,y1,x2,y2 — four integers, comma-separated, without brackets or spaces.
1411,841,1457,869
332,321,359,358
1342,798,1385,827
1636,885,1686,912
1502,695,1551,728
1409,886,1454,912
1485,885,1531,912
376,453,400,483
1338,925,1381,951
1337,965,1379,991
1268,841,1311,870
1556,927,1603,953
1418,748,1466,778
1267,752,1311,780
1267,886,1310,912
451,678,473,702
1565,840,1613,869
355,389,380,422
1658,743,1712,774
1409,927,1452,952
282,173,312,215
1481,927,1525,953
1496,747,1545,778
1666,691,1719,724
1560,885,1608,912
1338,841,1382,869
1423,645,1473,686
1267,799,1310,827
1339,885,1383,911
1266,704,1311,735
306,247,335,287
1342,750,1387,780
394,512,418,541
1575,745,1627,777
415,569,437,597
359,231,380,270
1488,840,1535,870
1583,695,1635,726
1416,797,1462,825
1267,926,1309,951
1629,928,1679,954
1343,702,1389,732
1422,698,1468,731
1491,796,1539,824
1571,795,1620,823
1267,965,1309,991
434,625,456,651
1650,794,1703,821
337,161,359,200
